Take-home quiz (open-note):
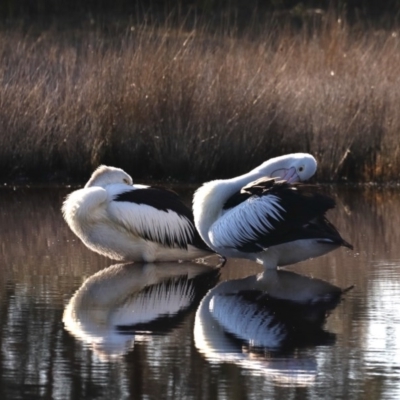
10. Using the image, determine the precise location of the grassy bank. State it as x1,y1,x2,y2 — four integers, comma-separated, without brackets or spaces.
0,13,399,184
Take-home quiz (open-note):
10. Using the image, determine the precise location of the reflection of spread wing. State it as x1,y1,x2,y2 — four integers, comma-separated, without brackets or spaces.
109,187,196,249
211,181,337,252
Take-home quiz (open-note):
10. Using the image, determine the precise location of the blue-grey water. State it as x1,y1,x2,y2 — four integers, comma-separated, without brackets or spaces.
0,185,399,400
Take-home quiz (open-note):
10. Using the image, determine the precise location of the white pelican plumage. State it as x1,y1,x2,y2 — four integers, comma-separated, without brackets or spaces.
62,165,213,262
193,154,353,268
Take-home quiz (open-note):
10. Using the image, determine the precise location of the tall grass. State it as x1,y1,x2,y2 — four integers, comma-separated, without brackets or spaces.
0,13,399,184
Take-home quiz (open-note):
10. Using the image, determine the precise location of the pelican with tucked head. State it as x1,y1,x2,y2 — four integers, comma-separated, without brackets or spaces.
62,165,213,262
193,153,352,268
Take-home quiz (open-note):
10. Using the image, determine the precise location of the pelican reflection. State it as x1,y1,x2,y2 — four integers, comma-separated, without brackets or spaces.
194,268,352,385
63,261,221,360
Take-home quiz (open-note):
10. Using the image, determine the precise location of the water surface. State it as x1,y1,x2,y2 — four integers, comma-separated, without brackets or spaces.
0,186,399,400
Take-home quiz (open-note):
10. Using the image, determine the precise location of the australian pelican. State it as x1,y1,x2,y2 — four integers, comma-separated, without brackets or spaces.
62,165,213,262
193,154,353,268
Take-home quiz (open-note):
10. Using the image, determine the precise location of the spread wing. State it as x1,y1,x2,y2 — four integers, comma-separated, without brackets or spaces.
210,180,337,253
108,187,197,249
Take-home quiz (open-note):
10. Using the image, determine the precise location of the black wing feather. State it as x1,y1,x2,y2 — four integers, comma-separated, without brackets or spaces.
224,179,351,253
114,187,212,251
114,187,193,220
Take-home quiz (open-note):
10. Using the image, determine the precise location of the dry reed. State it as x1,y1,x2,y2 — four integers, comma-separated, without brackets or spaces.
0,13,399,184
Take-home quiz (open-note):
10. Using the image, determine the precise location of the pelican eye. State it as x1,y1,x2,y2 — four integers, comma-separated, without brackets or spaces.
123,178,130,184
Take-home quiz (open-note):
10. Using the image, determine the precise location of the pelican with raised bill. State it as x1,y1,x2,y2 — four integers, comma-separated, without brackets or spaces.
62,165,213,262
193,153,353,268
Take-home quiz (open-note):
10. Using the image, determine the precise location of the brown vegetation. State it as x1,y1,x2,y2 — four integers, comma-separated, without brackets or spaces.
0,13,399,184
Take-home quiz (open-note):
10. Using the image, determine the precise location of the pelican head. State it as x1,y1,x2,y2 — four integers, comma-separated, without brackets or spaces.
84,165,133,188
255,153,317,183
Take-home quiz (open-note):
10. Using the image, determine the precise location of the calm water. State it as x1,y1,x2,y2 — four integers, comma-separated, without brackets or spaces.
0,185,400,400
